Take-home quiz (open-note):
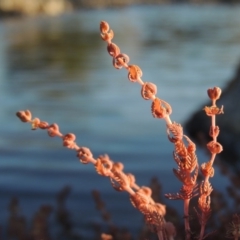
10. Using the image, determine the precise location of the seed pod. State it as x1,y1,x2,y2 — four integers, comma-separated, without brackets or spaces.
201,162,214,178
62,133,76,148
47,123,60,137
31,118,40,130
128,65,142,82
207,141,223,154
77,147,93,164
113,53,129,69
100,21,109,34
95,154,113,177
207,87,222,101
38,121,49,129
16,110,32,122
101,29,114,42
209,125,220,138
107,42,120,58
151,98,172,118
141,82,157,100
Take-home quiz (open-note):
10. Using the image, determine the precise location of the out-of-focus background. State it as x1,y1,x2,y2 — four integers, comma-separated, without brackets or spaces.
1,0,240,239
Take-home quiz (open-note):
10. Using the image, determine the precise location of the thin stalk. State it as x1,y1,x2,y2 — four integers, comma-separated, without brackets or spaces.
184,199,191,240
157,229,164,240
198,218,206,240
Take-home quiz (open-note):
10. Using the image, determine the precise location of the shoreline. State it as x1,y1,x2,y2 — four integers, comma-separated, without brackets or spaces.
0,0,240,19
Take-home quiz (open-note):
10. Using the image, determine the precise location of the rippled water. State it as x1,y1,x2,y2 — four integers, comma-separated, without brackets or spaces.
1,5,240,239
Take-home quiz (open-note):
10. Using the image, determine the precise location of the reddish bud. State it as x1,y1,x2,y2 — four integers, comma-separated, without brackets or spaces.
113,53,129,69
207,87,222,101
63,133,76,149
47,123,60,137
77,147,93,164
31,118,40,130
100,21,110,34
16,110,32,122
151,98,172,119
141,82,157,100
207,141,223,154
128,65,142,82
101,29,114,42
107,42,120,58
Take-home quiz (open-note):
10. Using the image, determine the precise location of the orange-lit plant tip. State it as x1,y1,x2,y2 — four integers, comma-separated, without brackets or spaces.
100,21,110,34
207,86,222,101
206,140,223,154
16,110,32,122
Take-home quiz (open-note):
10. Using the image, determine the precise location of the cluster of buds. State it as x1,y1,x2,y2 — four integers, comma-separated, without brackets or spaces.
200,87,223,179
196,87,224,239
100,21,172,124
16,110,173,238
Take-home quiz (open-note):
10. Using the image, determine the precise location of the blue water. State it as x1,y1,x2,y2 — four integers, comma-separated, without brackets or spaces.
1,5,240,239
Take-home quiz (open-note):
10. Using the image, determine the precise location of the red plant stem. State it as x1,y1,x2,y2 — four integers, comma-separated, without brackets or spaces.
184,198,191,240
199,222,206,240
157,230,164,240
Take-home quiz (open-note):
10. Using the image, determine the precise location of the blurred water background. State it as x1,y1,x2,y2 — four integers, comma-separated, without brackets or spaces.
1,4,240,239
